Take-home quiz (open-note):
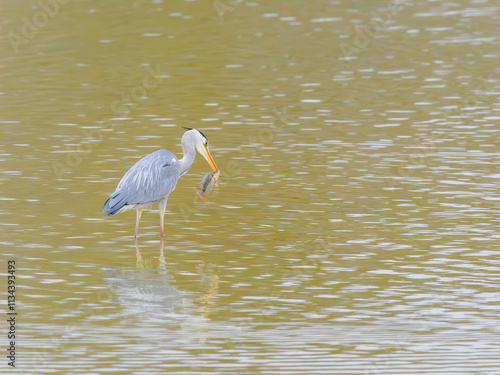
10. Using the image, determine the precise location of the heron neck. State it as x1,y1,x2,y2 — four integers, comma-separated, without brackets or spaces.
178,139,196,176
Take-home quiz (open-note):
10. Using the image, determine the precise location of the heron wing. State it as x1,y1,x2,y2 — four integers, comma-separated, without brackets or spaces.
103,150,180,215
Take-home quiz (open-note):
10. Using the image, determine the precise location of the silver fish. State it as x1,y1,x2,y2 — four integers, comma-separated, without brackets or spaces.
197,170,220,199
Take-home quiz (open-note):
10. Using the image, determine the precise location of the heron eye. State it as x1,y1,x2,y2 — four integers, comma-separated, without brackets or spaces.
204,141,208,147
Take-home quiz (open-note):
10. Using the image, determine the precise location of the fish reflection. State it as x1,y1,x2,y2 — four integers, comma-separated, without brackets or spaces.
195,260,219,318
103,239,219,319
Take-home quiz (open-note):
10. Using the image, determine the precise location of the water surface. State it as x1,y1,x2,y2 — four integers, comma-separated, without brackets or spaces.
1,0,500,373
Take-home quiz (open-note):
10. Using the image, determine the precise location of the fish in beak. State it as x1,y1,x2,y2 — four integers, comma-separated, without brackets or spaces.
197,170,220,199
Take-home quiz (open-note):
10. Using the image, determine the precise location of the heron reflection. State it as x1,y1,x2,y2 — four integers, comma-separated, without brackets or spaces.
134,237,166,269
104,240,219,319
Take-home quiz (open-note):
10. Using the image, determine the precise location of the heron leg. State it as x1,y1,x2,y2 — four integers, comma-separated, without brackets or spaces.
134,208,144,238
159,200,167,237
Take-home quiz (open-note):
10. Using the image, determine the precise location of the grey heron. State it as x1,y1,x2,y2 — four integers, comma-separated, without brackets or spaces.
103,128,218,238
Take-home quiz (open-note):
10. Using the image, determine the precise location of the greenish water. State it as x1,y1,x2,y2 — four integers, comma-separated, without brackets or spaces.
1,0,500,373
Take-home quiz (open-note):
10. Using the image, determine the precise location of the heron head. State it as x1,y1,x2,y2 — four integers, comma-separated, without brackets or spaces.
183,128,218,172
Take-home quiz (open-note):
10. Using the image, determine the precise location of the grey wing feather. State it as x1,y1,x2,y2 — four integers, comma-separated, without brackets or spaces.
103,150,180,215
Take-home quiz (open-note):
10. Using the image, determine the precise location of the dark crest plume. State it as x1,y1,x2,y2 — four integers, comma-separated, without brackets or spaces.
182,127,207,140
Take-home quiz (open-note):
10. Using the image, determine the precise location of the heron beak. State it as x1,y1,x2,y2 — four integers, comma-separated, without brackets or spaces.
203,147,218,172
